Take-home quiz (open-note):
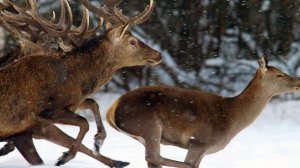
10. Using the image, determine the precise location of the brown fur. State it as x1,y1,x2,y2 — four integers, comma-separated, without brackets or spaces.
106,59,300,168
0,25,161,166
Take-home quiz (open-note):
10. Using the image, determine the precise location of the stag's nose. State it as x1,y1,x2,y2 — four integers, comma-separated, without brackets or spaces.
155,53,162,63
147,53,162,65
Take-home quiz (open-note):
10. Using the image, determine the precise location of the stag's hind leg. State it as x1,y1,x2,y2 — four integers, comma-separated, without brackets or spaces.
10,132,44,165
39,108,89,166
33,125,129,168
78,98,106,153
0,141,15,157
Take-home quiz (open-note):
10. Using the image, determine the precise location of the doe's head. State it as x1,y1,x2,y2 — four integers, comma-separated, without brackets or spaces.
257,56,300,95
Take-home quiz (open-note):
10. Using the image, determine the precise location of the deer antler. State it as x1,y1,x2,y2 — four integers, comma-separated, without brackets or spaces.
81,0,154,27
0,0,153,53
0,0,103,53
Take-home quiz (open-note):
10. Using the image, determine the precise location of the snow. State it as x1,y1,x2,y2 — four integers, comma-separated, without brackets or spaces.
260,1,271,12
1,93,300,168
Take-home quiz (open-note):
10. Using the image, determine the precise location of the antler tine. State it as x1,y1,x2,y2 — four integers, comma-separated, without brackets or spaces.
0,17,44,55
27,0,73,36
83,17,104,38
102,0,122,7
97,0,154,26
50,11,56,23
81,0,121,25
1,2,40,28
129,0,154,26
57,0,67,28
71,5,89,37
0,1,40,41
1,0,105,52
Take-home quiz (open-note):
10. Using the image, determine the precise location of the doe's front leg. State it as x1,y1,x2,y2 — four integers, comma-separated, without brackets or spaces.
183,139,205,168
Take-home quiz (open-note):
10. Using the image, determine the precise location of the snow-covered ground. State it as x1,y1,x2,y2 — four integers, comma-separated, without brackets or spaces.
1,93,300,168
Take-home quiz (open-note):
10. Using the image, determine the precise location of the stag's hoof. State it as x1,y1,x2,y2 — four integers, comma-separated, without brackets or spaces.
109,161,130,168
94,132,106,153
94,139,104,153
0,142,15,156
56,151,75,166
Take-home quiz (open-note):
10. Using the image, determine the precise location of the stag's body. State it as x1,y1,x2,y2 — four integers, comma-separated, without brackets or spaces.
0,37,109,138
0,0,160,166
0,29,160,157
107,58,300,168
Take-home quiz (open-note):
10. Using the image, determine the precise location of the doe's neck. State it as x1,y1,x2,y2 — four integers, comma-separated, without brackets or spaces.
230,71,272,130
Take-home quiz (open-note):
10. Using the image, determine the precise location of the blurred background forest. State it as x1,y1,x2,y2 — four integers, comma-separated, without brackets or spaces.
1,0,300,99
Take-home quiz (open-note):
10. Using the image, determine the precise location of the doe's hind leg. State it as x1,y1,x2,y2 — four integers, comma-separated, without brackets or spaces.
142,124,192,168
184,139,205,168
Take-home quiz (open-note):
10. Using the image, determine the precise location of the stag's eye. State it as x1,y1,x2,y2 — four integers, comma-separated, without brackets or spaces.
277,74,284,78
129,39,137,46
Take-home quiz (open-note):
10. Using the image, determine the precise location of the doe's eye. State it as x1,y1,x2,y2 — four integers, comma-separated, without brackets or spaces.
277,74,284,78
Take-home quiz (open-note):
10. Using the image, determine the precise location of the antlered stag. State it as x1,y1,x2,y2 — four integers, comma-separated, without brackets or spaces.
0,0,160,166
106,57,300,168
0,0,107,152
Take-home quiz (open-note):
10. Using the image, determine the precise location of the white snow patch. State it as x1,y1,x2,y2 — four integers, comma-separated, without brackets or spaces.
1,95,300,168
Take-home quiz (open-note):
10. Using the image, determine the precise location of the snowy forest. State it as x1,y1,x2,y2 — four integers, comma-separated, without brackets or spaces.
0,0,300,168
1,0,300,97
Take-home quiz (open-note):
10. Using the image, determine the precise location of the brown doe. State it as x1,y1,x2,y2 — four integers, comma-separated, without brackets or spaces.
0,0,160,167
106,57,300,168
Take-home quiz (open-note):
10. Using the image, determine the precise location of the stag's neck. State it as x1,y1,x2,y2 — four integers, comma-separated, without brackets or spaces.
230,71,272,131
61,36,118,95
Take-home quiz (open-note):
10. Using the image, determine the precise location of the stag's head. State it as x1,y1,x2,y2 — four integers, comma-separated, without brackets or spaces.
256,56,300,95
82,0,161,67
105,24,161,67
0,0,161,67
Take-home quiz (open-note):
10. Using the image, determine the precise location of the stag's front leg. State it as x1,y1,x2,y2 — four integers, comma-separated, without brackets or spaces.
39,108,89,166
78,98,106,153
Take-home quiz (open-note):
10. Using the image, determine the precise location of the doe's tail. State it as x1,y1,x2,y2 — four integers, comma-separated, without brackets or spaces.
106,99,120,131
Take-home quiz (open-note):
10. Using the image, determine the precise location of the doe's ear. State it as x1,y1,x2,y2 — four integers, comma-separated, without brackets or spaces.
257,56,268,72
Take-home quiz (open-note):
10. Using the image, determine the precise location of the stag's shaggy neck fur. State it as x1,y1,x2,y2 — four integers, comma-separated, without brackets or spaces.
61,35,118,96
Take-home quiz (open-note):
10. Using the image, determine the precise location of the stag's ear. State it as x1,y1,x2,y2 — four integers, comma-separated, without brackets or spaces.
258,56,268,72
108,23,130,41
105,22,113,30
